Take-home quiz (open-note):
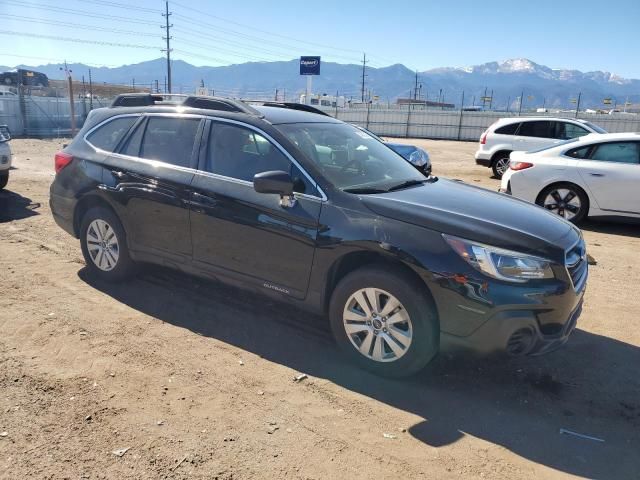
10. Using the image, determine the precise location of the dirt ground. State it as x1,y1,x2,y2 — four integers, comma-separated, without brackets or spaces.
1,138,639,479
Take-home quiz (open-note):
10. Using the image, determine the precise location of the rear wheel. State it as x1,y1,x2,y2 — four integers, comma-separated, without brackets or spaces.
80,207,136,281
491,152,511,179
536,183,588,224
329,266,439,377
0,172,8,190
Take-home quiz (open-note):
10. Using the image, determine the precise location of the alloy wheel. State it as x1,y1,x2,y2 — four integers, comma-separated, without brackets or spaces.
495,157,510,177
543,188,581,220
342,288,413,363
86,219,120,271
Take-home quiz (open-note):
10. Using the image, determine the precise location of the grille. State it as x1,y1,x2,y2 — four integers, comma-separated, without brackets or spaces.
566,238,587,291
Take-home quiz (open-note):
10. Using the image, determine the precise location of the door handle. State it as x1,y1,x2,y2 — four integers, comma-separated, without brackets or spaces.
191,192,218,208
111,169,126,179
589,173,605,177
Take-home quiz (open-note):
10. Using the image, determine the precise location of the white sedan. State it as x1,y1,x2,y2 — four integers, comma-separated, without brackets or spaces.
500,133,640,223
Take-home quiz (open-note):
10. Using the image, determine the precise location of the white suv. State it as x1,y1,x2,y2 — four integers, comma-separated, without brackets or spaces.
475,117,606,178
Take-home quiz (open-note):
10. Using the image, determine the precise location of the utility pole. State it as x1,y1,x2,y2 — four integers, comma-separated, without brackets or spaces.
132,78,135,91
155,79,159,93
518,89,524,116
360,53,368,103
162,1,173,93
575,92,582,118
60,61,76,136
275,88,279,101
414,71,419,100
88,68,93,110
489,89,493,110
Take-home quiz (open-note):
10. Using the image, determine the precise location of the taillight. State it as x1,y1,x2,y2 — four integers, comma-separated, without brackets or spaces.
510,161,534,171
54,152,73,173
480,131,488,144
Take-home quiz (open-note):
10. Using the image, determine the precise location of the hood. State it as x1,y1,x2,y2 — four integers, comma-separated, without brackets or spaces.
360,178,579,262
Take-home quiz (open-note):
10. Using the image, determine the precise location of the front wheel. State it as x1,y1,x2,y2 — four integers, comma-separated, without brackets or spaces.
329,266,439,377
79,207,136,281
0,172,8,190
536,183,588,224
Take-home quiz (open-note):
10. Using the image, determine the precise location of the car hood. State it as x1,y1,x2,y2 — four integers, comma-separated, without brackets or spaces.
360,178,578,261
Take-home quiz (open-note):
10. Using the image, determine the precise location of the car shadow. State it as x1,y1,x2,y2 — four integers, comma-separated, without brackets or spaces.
79,266,639,478
581,218,640,238
0,189,40,223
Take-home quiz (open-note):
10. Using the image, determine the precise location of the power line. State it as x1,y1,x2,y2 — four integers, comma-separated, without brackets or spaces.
0,30,158,49
170,12,364,64
170,0,362,55
4,0,158,26
0,13,159,37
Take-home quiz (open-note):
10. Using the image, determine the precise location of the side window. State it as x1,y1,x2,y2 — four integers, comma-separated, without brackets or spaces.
120,121,145,157
207,123,317,195
517,121,552,138
494,122,520,135
557,122,589,140
565,145,592,159
86,116,137,152
589,142,640,164
139,117,200,168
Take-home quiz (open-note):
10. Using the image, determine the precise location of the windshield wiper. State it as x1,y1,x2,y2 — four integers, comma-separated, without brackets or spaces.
342,187,388,194
385,179,427,192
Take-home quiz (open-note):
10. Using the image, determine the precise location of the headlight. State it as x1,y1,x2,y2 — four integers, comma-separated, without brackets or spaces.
443,234,554,282
408,149,429,167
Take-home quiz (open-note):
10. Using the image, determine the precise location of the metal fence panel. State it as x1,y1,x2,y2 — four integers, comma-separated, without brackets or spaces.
2,92,640,140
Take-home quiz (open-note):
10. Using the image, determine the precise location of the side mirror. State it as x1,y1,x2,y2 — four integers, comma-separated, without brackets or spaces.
253,170,296,207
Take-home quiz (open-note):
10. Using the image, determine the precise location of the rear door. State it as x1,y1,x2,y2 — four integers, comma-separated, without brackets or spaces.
577,141,640,214
514,120,555,151
189,119,322,299
104,114,203,261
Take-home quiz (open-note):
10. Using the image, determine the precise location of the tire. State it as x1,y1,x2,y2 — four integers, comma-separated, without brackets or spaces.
329,265,439,377
79,206,136,281
491,152,511,179
0,172,8,190
536,183,589,224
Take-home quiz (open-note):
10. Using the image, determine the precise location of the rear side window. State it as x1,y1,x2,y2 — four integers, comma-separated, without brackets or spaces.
139,117,201,168
495,123,520,135
565,145,591,159
517,121,552,138
86,116,137,152
589,142,640,164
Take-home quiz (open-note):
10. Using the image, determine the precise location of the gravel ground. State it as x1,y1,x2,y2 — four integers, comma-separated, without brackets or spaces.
0,138,638,479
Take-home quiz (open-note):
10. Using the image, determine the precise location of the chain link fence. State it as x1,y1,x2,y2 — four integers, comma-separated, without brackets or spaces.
1,91,639,140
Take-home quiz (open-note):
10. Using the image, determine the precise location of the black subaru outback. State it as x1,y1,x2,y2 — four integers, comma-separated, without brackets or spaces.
50,94,587,377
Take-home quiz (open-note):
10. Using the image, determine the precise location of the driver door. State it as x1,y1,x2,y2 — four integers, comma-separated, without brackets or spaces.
189,120,323,299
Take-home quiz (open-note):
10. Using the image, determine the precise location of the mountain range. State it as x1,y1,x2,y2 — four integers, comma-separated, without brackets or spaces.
2,58,638,110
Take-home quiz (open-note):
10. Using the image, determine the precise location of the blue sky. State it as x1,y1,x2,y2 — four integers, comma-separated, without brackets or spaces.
2,0,640,77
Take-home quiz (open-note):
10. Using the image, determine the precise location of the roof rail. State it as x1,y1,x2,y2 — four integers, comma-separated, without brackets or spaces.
260,102,331,117
111,93,166,107
110,93,262,116
181,96,261,115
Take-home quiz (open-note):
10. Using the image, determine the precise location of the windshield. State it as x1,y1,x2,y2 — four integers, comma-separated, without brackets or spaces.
275,122,424,192
582,121,608,134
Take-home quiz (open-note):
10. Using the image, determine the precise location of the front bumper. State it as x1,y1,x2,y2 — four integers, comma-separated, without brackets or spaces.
441,296,584,357
0,143,11,172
